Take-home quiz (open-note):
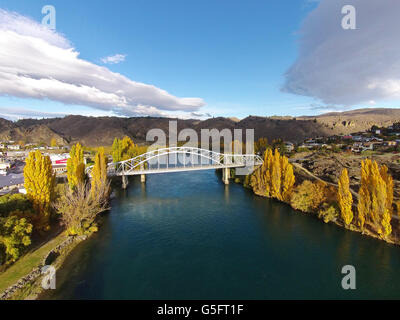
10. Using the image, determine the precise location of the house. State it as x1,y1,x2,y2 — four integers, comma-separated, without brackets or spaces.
0,143,5,149
384,141,397,147
49,153,70,173
7,144,20,150
284,142,295,152
0,161,11,176
352,136,363,142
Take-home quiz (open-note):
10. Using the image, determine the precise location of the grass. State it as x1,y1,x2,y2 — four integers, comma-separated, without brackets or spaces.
0,232,66,294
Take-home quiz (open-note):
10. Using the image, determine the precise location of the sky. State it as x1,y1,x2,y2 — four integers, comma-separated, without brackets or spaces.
0,0,400,120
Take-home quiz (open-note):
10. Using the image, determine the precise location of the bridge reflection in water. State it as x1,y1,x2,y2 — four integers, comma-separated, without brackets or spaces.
87,147,263,188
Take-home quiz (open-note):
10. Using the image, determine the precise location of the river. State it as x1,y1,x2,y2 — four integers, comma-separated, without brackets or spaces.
42,170,400,299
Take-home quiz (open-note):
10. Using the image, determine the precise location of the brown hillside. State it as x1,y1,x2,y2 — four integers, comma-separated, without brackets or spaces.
1,108,400,146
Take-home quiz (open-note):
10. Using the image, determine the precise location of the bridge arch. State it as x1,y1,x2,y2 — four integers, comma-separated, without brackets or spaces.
86,146,263,187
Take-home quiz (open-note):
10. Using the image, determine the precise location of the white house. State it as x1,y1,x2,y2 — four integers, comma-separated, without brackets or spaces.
7,144,20,150
0,161,11,176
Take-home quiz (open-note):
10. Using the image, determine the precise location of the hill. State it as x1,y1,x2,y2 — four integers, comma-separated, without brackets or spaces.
1,108,400,146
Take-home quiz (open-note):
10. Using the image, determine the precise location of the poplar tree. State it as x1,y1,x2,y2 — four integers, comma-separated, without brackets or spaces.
250,148,295,202
112,136,138,162
357,159,393,237
67,143,85,190
91,147,109,197
280,154,296,202
338,168,353,227
112,138,123,163
23,150,55,231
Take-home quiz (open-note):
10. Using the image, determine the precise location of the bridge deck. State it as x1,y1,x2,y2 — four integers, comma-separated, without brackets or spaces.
109,163,255,176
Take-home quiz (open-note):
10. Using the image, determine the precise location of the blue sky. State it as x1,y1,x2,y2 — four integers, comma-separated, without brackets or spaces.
0,0,400,120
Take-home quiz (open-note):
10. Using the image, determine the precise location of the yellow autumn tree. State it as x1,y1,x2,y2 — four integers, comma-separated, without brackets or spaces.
23,150,55,231
250,149,295,202
291,180,328,213
91,147,109,197
357,159,392,237
280,154,296,202
112,136,142,163
67,143,85,190
338,168,353,227
50,138,58,147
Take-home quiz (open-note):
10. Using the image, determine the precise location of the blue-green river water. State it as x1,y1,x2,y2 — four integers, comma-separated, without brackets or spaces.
42,170,400,299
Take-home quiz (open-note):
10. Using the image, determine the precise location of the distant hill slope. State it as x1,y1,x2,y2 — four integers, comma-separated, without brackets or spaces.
298,108,400,134
1,108,400,146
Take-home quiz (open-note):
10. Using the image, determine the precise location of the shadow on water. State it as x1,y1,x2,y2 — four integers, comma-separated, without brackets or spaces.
42,171,400,300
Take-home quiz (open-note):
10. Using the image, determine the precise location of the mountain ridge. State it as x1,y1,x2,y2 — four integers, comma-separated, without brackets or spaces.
1,108,400,146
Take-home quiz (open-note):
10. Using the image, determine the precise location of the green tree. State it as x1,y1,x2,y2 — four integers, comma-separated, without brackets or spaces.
0,215,32,262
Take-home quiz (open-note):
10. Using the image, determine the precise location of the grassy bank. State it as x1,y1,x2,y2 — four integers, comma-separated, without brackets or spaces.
0,232,67,294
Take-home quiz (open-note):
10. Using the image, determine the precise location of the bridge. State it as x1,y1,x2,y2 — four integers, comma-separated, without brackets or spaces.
87,146,263,188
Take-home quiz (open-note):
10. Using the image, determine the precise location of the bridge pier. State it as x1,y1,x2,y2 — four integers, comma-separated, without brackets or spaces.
222,167,230,185
122,175,128,189
141,174,146,183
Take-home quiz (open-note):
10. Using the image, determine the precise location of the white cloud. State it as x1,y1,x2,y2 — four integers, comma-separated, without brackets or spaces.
0,107,68,119
101,54,126,64
0,9,205,117
283,0,400,106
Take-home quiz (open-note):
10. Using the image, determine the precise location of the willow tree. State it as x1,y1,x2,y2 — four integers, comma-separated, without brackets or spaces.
338,168,353,227
67,143,85,190
91,147,109,198
24,150,55,231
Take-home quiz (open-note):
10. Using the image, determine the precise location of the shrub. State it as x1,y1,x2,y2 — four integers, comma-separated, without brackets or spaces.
290,180,329,213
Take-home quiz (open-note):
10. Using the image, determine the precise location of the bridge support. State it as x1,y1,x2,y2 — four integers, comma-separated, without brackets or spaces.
222,168,230,185
140,163,146,183
122,175,128,189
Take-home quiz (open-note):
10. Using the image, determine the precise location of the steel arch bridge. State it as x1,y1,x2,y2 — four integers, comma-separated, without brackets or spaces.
86,146,263,187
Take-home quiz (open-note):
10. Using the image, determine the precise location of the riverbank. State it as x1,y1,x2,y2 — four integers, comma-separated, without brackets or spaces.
237,163,400,248
0,232,89,300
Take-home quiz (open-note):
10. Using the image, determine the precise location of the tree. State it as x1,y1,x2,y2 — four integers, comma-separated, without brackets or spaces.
91,147,109,198
338,169,353,227
357,159,393,237
318,204,339,224
50,138,58,147
0,215,32,262
290,180,327,213
254,137,269,155
24,150,55,231
67,143,85,190
280,154,295,202
54,182,109,236
112,138,123,163
250,149,295,202
112,136,147,164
